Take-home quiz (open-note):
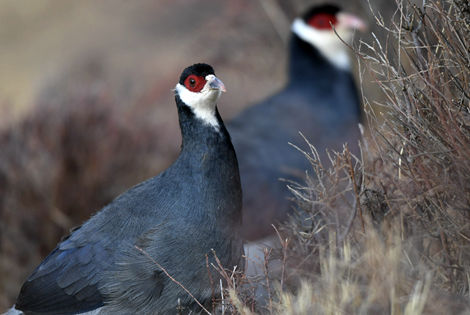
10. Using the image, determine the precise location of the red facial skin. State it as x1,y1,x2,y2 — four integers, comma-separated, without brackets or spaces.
308,13,338,30
184,75,206,92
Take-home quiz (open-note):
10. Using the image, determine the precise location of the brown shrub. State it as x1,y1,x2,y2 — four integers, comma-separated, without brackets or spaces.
0,85,176,308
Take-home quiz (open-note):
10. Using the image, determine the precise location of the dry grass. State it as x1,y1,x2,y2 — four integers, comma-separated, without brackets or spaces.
358,0,470,295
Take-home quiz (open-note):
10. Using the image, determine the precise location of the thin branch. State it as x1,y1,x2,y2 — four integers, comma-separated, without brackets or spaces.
135,246,211,315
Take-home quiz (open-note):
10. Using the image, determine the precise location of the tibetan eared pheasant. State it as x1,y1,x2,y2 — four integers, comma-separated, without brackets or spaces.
10,63,243,314
228,4,366,241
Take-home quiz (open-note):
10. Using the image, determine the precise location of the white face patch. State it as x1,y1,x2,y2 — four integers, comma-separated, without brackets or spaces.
175,74,223,131
291,18,352,71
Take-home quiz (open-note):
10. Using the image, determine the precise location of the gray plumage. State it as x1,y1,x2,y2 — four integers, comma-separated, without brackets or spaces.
15,63,243,314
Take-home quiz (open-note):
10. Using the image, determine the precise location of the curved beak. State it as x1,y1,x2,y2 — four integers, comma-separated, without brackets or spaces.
207,75,227,92
337,12,367,32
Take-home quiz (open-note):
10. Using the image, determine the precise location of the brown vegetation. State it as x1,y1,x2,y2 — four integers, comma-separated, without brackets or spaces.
0,86,173,308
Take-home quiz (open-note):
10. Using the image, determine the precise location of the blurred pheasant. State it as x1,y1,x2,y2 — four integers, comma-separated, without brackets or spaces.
228,4,365,241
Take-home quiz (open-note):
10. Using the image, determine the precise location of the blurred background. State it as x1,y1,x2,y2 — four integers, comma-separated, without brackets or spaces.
0,0,396,309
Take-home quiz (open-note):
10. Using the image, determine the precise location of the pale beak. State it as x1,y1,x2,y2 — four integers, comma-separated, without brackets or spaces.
207,75,227,92
337,12,367,32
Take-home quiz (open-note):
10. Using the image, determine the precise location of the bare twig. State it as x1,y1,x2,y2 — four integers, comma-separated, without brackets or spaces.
206,254,216,312
272,224,289,291
135,246,211,315
345,146,365,232
263,247,274,315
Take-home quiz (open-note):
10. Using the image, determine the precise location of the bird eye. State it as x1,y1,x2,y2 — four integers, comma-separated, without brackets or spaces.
184,75,206,92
